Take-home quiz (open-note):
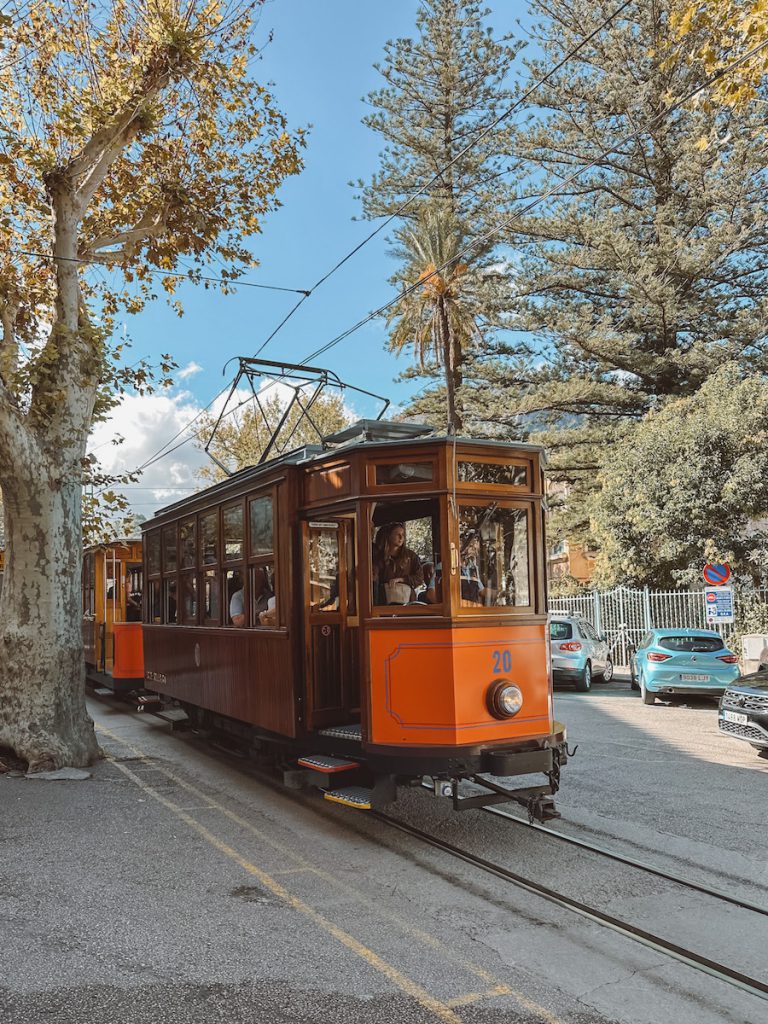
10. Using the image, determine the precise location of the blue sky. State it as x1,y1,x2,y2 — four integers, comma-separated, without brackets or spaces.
96,1,533,513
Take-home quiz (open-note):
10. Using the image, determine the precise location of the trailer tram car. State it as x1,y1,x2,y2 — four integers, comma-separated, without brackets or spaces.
83,539,145,694
140,421,568,818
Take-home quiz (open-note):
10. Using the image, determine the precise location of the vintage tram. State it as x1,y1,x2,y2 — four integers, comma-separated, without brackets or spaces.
82,539,144,694
138,419,567,818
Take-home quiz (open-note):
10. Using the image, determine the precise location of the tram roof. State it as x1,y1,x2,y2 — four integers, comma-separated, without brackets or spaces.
147,420,545,521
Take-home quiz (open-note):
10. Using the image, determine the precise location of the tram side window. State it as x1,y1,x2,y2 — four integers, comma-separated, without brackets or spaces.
244,493,277,628
202,568,220,623
146,531,161,576
223,504,244,561
180,573,197,624
148,580,162,624
164,578,178,624
83,554,95,616
200,511,218,565
251,563,276,626
179,518,196,569
371,499,441,609
457,503,530,608
309,528,340,613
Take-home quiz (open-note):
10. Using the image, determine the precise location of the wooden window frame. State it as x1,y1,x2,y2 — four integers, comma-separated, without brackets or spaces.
246,487,278,629
368,494,449,619
454,454,532,493
222,500,246,564
453,498,536,615
367,455,437,491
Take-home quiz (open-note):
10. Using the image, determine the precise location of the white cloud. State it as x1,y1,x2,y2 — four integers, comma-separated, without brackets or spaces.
88,391,210,519
177,361,203,380
86,376,365,521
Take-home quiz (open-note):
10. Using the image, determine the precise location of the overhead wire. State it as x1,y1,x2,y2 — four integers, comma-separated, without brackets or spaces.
103,9,767,485
9,249,310,295
251,0,637,357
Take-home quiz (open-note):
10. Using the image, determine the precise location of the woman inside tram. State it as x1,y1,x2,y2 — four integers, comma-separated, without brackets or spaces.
372,522,424,604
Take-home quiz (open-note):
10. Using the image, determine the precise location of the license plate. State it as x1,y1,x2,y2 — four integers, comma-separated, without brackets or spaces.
680,673,710,682
721,710,748,725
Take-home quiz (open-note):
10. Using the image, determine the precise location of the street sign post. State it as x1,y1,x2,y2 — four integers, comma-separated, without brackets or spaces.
704,586,734,624
703,563,731,586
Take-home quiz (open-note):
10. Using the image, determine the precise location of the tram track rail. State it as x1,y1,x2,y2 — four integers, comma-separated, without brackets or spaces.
419,778,768,918
482,804,768,918
89,688,767,1004
373,811,768,1005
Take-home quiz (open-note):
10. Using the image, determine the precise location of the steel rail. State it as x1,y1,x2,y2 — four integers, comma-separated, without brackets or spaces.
482,804,768,918
373,811,768,1004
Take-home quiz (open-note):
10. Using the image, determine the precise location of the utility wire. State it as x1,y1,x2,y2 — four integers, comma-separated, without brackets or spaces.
105,12,765,483
9,249,310,296
251,0,636,356
298,32,768,368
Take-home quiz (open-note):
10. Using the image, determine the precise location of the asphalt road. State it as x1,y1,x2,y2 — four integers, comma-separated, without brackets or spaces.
1,679,765,1024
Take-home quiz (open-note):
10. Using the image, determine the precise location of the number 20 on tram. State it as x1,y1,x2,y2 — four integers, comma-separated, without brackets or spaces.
140,421,567,817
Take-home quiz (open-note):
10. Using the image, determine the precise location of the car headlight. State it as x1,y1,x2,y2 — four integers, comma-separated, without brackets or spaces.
487,681,523,719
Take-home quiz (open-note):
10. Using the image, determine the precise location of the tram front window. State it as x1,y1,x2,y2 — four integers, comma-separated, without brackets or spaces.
458,503,530,608
372,499,441,608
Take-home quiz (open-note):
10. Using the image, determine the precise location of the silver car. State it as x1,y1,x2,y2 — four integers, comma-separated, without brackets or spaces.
549,615,613,692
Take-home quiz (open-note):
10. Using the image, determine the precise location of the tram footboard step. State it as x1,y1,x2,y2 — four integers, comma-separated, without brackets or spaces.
324,786,373,810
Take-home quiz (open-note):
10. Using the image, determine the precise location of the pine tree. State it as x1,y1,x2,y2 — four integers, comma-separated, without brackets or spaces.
479,0,768,542
360,1,521,429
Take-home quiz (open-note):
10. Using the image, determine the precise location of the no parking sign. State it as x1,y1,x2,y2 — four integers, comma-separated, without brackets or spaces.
703,563,731,586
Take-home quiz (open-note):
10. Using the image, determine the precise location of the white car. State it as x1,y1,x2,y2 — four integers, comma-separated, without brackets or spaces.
549,615,613,692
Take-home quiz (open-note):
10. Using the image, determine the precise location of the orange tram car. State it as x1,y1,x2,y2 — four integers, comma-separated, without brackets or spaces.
88,420,568,819
82,539,144,693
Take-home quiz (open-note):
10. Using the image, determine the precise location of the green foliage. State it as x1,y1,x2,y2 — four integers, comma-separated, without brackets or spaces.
360,1,520,429
387,203,508,431
591,365,768,588
198,390,350,482
474,0,768,543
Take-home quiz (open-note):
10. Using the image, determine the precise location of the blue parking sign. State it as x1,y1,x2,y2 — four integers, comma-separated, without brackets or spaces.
704,586,734,624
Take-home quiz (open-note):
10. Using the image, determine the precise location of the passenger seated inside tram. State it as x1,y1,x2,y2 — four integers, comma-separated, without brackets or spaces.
230,567,276,627
459,530,486,605
372,521,424,604
229,571,246,627
423,533,488,606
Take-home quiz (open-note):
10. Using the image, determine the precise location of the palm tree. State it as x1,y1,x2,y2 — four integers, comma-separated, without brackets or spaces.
388,203,489,434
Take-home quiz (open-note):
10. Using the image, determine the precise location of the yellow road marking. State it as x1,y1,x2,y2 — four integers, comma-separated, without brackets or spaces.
97,724,563,1024
447,985,514,1008
107,753,463,1024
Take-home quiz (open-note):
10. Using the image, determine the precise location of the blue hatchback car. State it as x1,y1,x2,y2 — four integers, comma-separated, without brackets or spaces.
630,628,740,705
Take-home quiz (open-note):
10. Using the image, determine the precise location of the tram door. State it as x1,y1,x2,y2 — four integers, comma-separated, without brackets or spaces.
304,517,360,729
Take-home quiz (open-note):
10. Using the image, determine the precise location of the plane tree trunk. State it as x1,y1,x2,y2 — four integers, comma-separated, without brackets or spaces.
0,185,101,770
0,464,99,770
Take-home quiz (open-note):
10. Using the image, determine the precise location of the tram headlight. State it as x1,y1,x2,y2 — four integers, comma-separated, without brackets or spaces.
487,681,523,719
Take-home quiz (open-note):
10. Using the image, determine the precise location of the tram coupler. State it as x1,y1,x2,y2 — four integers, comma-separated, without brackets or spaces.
525,794,561,823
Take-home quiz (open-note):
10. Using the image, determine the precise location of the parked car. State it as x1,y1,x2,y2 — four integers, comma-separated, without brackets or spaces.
629,628,740,705
719,662,768,759
549,615,613,692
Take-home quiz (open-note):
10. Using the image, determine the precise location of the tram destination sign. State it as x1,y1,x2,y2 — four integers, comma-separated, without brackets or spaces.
704,586,734,624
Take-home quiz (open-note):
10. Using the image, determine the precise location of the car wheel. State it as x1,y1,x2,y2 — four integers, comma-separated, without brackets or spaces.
630,663,640,691
601,656,614,683
640,674,655,705
575,661,592,693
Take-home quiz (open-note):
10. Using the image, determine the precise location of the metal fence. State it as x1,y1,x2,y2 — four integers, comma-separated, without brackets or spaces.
548,585,768,666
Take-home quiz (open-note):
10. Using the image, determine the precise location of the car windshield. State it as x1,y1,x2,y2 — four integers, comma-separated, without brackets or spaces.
658,636,724,653
550,621,572,641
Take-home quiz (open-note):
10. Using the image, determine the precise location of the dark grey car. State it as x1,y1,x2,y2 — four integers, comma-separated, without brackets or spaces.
719,663,768,758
